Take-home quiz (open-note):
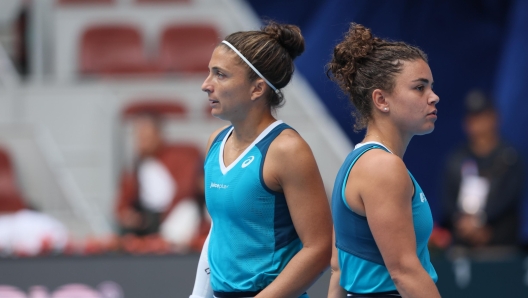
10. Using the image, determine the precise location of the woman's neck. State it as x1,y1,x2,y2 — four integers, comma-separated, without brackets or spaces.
362,124,411,158
229,110,276,148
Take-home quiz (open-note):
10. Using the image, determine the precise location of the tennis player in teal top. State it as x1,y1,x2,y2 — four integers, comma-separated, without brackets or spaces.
190,21,332,298
326,23,441,298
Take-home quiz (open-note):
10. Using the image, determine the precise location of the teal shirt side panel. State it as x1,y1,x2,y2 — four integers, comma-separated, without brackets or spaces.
408,173,438,283
338,250,395,293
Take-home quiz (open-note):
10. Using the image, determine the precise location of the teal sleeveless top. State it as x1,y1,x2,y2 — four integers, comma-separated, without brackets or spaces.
205,120,308,298
332,142,437,294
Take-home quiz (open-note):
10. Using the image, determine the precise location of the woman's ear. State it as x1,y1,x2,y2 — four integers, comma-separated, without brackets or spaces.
250,79,267,101
372,89,390,112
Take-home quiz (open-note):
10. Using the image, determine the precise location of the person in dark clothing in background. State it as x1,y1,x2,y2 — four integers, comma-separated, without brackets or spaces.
115,113,206,253
441,89,525,248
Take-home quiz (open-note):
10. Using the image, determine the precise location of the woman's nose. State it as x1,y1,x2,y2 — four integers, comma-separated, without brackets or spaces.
201,75,212,93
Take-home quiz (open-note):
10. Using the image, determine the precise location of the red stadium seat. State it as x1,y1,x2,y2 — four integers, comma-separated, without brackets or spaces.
0,146,27,213
79,24,158,75
160,144,203,209
121,99,188,120
158,24,220,73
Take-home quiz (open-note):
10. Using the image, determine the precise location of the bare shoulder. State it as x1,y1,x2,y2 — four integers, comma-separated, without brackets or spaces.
205,125,230,154
355,149,409,183
268,128,310,158
266,128,319,182
351,148,413,203
263,128,322,193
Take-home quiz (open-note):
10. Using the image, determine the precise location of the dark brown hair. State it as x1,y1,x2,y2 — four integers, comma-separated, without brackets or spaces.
222,21,305,108
327,23,428,131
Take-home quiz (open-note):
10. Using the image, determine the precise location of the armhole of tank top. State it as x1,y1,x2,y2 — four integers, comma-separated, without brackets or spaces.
408,171,417,201
258,125,294,196
341,145,391,217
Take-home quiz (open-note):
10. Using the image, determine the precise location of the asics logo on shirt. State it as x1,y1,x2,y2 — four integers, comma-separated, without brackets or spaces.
241,156,255,168
420,192,427,203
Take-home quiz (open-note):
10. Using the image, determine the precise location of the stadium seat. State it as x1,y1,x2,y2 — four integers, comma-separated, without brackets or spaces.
79,24,158,75
0,146,27,213
121,99,188,120
160,144,203,206
158,24,220,73
57,0,114,5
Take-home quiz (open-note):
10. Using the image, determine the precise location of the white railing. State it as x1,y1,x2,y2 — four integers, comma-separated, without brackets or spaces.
0,43,20,88
35,126,112,236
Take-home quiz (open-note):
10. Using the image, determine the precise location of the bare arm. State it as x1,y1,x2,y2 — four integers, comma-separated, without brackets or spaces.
355,151,440,298
256,130,333,298
327,229,346,298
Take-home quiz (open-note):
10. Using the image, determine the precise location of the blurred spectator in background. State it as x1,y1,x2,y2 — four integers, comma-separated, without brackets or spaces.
0,146,68,256
441,89,525,249
115,113,207,253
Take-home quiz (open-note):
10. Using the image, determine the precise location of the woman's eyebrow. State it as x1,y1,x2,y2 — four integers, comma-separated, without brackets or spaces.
412,78,432,85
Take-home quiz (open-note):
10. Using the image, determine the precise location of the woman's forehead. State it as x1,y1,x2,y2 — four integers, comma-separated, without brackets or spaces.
398,59,433,82
209,46,244,71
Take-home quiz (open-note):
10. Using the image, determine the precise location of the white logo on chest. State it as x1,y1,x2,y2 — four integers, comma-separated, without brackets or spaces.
210,182,229,189
241,156,255,168
420,192,427,203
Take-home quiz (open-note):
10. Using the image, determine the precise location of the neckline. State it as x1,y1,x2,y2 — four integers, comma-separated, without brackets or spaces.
219,120,283,174
354,141,393,154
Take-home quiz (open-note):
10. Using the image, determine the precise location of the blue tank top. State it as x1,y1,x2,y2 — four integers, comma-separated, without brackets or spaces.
332,142,437,293
205,120,308,298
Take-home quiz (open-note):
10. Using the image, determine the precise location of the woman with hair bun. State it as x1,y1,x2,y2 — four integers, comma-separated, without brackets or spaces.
190,21,332,298
327,23,441,298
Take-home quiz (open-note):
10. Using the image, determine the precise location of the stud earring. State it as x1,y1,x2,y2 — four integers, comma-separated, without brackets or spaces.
384,107,389,111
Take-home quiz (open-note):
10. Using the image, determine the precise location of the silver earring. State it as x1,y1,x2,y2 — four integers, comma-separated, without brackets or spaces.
384,107,389,111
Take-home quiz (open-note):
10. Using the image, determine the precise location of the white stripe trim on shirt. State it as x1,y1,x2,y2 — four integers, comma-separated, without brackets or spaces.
219,120,283,175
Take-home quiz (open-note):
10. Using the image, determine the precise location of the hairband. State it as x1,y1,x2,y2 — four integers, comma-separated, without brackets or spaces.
221,40,279,94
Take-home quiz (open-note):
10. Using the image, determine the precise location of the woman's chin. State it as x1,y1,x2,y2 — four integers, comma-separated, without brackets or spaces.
211,111,228,121
417,125,435,136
